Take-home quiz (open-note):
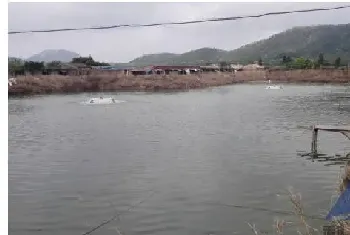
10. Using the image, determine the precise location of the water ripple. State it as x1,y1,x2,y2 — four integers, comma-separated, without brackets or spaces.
9,85,350,235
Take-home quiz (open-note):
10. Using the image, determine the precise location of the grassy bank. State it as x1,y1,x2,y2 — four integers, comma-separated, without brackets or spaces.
8,69,350,96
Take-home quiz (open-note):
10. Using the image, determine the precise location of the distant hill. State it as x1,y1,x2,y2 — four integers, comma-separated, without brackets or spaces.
130,48,228,66
178,48,228,65
129,24,350,66
131,53,179,66
224,24,350,65
27,49,80,62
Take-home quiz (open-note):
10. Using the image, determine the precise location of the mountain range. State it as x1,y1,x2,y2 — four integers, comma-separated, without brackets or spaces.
129,24,350,66
13,23,350,66
27,49,80,62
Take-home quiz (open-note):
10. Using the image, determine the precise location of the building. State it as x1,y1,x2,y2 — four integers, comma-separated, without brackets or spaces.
152,65,201,75
44,63,91,76
131,65,201,76
200,65,220,72
230,64,244,71
242,63,265,70
8,77,17,87
91,65,133,76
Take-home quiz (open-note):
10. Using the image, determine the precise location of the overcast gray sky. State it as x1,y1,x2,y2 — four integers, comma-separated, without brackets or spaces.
8,2,350,63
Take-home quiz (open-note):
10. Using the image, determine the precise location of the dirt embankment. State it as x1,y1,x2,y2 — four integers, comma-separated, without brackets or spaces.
8,69,350,96
233,69,350,83
8,73,238,96
266,69,350,83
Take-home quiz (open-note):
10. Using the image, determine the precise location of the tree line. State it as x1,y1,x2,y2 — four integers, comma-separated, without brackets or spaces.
215,54,347,70
8,55,110,76
279,53,345,69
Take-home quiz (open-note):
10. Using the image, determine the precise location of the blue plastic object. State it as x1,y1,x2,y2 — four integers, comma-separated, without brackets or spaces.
326,183,350,220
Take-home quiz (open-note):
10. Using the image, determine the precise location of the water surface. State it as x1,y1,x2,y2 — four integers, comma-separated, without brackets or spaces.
9,84,350,235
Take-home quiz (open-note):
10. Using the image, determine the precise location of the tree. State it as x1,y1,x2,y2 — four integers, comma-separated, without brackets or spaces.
318,53,324,66
282,56,287,64
335,57,341,68
290,57,313,69
293,57,307,69
282,55,293,67
71,56,94,64
8,57,25,75
24,61,45,74
304,59,313,69
71,56,110,66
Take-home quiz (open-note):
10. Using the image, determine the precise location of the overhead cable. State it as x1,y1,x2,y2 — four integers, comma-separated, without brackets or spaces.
8,5,350,35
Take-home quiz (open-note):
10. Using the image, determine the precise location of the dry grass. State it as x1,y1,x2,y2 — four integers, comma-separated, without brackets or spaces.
288,188,320,235
8,73,238,96
8,69,350,96
248,161,350,235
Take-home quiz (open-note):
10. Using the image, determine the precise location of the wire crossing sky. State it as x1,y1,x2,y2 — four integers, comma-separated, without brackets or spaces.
8,4,350,35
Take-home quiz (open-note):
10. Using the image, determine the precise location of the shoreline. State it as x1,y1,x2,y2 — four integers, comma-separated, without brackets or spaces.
8,70,350,97
8,81,349,98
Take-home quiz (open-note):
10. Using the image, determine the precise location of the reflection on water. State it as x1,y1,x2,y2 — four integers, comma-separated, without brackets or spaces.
8,84,350,235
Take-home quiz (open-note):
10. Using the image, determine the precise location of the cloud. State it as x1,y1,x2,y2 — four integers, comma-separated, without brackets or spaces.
8,2,350,62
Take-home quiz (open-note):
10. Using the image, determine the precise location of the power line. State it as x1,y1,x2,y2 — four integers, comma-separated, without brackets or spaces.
209,202,325,221
81,190,157,235
9,4,350,35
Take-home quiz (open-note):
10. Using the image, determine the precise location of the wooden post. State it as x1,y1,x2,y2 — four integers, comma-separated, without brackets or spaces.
311,127,318,157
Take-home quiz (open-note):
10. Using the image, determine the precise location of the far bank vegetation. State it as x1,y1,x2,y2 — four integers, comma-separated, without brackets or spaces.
8,53,350,78
7,53,350,96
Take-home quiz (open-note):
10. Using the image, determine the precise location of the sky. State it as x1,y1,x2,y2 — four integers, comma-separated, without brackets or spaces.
8,2,350,63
